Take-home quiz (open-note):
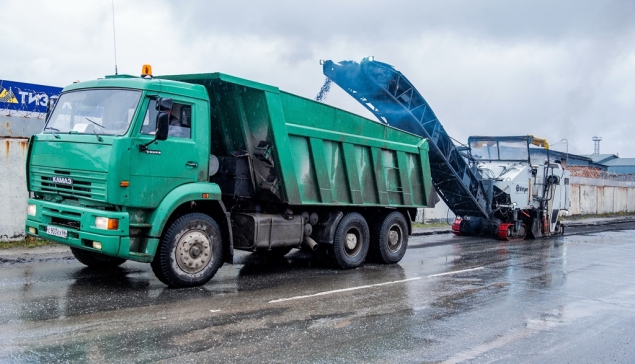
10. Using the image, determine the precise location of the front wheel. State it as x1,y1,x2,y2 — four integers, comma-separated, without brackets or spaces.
70,247,126,268
151,213,223,288
332,212,369,269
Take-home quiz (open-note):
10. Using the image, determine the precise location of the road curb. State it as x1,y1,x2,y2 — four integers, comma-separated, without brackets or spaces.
411,229,452,237
561,216,635,228
411,216,635,237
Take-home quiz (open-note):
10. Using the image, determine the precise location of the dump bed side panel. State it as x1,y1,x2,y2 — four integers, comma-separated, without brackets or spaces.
279,91,431,207
160,74,432,208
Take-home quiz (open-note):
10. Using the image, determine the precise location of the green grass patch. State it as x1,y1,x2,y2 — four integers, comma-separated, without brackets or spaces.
412,221,451,229
562,212,635,221
0,236,54,249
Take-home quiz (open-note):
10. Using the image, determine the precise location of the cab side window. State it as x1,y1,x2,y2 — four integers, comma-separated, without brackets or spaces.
141,99,191,139
140,100,158,135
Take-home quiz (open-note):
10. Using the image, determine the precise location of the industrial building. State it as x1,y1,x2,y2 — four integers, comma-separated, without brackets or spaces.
529,149,635,175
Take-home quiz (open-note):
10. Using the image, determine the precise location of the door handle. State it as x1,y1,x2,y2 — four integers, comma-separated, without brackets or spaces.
186,162,198,168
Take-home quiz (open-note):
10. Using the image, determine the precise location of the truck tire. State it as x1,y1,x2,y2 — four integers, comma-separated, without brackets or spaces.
332,212,369,269
70,247,126,268
151,213,223,288
370,211,408,264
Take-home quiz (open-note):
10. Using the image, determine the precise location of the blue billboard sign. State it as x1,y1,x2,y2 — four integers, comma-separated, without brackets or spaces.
0,79,62,114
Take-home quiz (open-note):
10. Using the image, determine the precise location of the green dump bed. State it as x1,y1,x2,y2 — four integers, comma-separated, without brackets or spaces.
161,73,433,208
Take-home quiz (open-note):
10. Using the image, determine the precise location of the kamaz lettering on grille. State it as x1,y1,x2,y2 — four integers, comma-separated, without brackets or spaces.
52,176,73,185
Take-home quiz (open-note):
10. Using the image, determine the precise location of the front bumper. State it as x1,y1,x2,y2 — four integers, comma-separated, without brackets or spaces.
24,199,153,262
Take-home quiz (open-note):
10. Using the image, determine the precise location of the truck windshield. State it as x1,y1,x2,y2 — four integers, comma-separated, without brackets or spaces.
44,89,141,136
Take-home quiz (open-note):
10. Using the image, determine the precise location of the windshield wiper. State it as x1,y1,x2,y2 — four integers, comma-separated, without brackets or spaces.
84,117,104,142
44,126,61,139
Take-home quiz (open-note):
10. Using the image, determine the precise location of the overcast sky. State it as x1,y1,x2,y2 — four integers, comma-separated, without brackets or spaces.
2,0,634,156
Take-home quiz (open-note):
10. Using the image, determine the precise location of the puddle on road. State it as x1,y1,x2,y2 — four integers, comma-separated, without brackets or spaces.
439,287,635,363
2,230,635,362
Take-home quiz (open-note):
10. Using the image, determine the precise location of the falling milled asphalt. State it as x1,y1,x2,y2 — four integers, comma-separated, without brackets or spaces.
2,221,635,363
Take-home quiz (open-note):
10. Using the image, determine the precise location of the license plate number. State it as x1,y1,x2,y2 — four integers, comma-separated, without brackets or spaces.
46,226,68,238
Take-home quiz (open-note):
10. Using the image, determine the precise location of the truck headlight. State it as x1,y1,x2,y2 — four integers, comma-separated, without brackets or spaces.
27,204,37,216
95,217,119,230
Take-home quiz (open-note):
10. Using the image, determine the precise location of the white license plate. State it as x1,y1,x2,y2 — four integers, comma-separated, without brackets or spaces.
46,226,68,238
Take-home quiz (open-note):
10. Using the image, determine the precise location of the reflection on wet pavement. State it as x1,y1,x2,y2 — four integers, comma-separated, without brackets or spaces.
1,227,635,363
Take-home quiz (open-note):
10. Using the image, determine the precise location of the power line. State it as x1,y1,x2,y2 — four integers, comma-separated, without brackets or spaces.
567,143,586,155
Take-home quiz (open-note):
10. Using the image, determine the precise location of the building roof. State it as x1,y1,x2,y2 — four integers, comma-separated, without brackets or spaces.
586,154,619,164
602,158,635,167
527,149,608,168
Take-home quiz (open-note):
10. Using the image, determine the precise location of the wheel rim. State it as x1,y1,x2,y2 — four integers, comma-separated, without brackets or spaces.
387,223,403,253
176,230,212,274
344,228,362,257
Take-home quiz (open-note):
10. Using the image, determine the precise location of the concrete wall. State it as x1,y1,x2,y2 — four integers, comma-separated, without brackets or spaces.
0,138,29,240
1,114,45,138
416,199,455,223
2,140,635,238
569,177,635,215
418,177,635,223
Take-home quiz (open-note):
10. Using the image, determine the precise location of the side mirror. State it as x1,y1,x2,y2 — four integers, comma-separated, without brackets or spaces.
155,112,169,141
139,100,170,151
156,97,173,112
45,96,59,121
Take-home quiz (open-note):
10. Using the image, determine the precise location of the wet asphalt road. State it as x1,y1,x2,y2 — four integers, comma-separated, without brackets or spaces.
2,222,635,363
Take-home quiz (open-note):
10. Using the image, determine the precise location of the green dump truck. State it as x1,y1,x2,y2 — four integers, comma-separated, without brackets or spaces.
24,67,433,287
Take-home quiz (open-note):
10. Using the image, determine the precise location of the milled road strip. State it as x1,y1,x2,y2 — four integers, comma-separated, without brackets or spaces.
269,267,484,303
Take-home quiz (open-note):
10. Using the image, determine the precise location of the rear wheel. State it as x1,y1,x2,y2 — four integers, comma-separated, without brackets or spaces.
332,212,369,269
370,211,408,264
554,221,565,235
151,213,223,288
70,247,126,268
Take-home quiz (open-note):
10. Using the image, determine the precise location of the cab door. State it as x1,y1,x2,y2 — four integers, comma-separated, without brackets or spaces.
128,96,199,208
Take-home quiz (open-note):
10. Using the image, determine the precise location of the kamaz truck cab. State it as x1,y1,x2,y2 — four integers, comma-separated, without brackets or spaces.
25,70,223,286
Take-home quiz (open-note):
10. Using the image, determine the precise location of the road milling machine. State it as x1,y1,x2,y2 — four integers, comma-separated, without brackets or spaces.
320,58,570,240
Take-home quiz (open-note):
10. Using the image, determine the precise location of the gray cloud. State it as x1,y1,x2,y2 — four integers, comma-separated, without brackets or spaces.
1,0,633,156
168,0,635,42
